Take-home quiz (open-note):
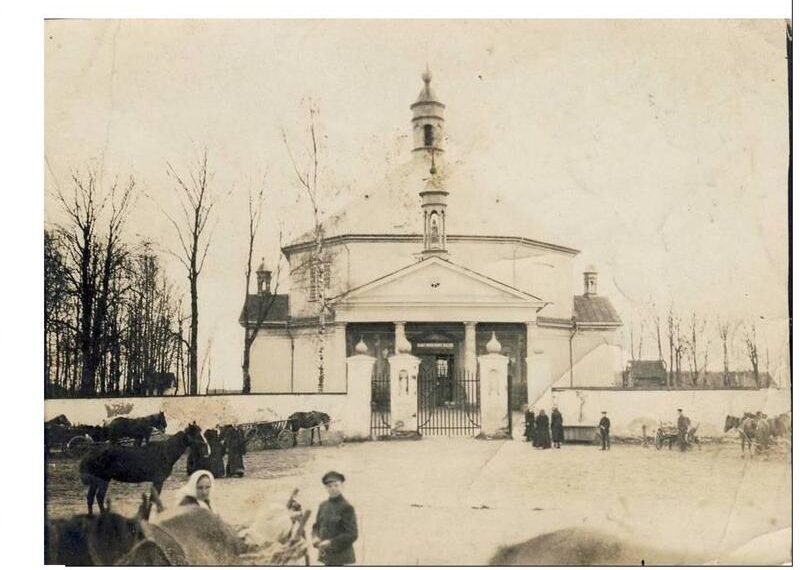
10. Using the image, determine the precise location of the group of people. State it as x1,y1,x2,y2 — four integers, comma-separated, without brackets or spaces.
524,406,565,449
174,468,358,566
187,426,247,479
526,406,613,451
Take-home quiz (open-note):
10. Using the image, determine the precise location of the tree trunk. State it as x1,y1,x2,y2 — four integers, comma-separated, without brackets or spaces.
190,272,199,395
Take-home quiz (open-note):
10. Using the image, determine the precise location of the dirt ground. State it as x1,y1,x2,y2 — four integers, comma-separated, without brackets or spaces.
45,428,791,566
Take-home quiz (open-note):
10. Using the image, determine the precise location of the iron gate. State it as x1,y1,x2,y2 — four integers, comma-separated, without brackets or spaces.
417,364,481,436
370,370,392,438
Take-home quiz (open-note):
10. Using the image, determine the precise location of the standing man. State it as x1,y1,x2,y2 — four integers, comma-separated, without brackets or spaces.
677,409,690,452
598,411,611,451
551,406,564,449
312,471,358,566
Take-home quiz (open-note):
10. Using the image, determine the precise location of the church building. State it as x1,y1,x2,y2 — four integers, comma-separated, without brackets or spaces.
241,70,624,428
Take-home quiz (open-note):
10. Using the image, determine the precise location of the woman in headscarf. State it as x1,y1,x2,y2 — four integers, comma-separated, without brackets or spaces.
175,469,215,511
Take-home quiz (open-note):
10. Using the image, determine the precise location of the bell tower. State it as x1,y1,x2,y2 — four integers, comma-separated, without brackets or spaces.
411,66,445,155
419,154,449,258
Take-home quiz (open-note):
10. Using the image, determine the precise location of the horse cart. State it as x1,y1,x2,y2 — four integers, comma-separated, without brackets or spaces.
655,422,700,450
45,423,106,458
241,420,295,452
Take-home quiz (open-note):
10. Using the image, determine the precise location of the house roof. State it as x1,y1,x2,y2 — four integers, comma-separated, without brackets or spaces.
573,295,622,325
239,294,290,325
629,360,667,379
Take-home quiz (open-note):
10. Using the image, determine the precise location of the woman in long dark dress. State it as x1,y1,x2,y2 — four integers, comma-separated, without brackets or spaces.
524,405,536,444
205,429,226,478
551,406,564,449
535,410,551,449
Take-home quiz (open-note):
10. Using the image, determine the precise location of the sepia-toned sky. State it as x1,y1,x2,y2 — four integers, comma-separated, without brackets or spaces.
44,20,790,390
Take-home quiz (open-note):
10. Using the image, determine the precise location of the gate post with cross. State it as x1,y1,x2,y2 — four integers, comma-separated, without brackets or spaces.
478,332,510,438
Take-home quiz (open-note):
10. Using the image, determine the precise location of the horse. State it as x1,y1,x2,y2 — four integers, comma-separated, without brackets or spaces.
489,527,729,565
45,502,150,565
45,414,72,428
287,411,331,446
724,414,760,458
767,412,791,440
105,411,167,446
79,421,209,515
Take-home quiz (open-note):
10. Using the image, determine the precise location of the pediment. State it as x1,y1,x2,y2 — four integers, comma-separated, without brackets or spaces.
334,256,545,308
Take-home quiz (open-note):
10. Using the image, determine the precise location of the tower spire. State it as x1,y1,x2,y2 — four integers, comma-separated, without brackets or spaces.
411,67,445,155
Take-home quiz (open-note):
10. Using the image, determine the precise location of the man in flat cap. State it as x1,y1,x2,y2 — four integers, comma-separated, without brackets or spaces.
598,411,611,451
312,471,358,565
677,409,690,452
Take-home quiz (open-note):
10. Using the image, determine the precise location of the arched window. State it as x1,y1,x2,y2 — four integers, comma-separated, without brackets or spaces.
423,124,434,147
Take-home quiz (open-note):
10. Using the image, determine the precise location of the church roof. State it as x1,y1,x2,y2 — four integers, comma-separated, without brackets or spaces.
286,152,576,253
573,295,622,325
239,294,289,325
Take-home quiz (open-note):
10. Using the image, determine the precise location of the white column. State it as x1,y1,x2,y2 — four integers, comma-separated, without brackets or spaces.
526,322,552,408
388,353,420,433
344,350,375,440
464,322,477,373
331,322,348,393
478,332,510,438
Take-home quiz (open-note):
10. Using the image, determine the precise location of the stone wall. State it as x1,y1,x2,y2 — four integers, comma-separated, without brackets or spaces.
534,387,791,438
44,393,364,437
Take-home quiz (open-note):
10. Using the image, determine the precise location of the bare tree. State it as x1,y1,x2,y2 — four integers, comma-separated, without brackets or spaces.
164,151,216,395
283,104,336,393
743,322,760,388
687,312,706,387
666,309,675,388
242,176,282,393
55,170,135,395
717,319,732,387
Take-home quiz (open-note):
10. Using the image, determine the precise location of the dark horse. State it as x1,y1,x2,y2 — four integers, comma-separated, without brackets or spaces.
79,422,209,515
724,414,766,458
287,411,331,446
45,504,151,565
105,411,167,446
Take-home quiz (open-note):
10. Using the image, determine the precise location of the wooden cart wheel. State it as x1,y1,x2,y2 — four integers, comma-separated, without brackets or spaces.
245,432,267,453
276,429,294,449
67,435,93,457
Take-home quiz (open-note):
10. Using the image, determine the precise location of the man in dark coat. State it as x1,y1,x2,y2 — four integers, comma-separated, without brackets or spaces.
677,409,690,452
535,410,551,449
222,426,246,478
312,471,358,566
551,406,564,449
598,411,611,450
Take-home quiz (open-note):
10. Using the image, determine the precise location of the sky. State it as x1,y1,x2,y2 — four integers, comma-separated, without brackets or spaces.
44,20,790,390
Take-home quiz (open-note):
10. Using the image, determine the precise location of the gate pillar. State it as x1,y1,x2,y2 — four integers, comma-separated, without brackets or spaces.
478,332,510,438
388,353,420,434
345,342,375,440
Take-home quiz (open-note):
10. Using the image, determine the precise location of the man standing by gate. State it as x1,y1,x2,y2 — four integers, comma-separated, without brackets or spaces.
598,411,611,451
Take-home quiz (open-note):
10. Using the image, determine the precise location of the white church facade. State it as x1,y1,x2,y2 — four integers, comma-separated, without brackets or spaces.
241,71,624,425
